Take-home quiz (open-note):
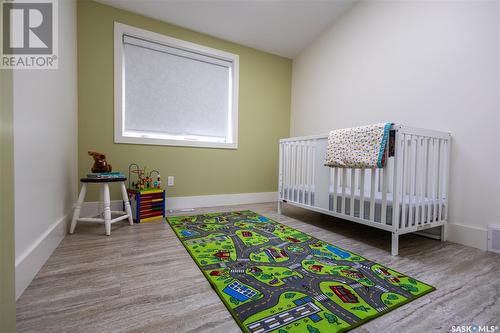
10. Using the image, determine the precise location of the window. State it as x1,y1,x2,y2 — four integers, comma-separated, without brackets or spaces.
114,22,239,149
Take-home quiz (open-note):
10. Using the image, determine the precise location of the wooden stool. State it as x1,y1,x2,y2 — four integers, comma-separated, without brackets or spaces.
69,177,133,236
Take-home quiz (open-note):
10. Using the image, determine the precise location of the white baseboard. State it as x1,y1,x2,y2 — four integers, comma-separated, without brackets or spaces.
166,192,278,210
81,191,278,216
447,223,488,251
15,215,68,300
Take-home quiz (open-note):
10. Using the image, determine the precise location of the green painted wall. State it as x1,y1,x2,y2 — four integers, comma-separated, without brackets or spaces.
0,67,16,330
78,1,292,200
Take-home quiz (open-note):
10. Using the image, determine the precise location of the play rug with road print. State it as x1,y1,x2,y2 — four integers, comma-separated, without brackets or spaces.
167,210,434,333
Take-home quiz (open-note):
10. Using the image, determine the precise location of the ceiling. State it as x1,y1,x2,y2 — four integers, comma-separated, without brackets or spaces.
96,0,357,58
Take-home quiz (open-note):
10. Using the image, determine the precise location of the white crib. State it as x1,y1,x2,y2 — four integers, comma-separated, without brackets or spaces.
278,125,451,256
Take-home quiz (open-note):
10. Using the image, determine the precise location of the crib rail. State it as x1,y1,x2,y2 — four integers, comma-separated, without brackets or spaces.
279,137,316,206
394,126,451,232
278,125,451,237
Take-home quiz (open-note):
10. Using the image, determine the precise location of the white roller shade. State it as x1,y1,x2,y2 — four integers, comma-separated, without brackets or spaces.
123,34,232,141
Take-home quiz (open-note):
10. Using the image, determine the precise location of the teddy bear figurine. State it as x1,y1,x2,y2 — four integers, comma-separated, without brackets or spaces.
88,151,112,173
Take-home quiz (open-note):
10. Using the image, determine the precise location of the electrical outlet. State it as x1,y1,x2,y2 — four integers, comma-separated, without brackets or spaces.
167,176,174,186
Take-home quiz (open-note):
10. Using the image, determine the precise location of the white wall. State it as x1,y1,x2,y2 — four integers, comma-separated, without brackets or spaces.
291,0,500,250
14,0,78,299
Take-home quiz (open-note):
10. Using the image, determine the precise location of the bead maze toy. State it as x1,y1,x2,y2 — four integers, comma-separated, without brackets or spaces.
127,164,166,223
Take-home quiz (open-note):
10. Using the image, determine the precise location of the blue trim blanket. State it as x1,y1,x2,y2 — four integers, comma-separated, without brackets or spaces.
324,123,393,168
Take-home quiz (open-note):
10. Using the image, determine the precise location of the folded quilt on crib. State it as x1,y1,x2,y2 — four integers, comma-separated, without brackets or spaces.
324,122,393,168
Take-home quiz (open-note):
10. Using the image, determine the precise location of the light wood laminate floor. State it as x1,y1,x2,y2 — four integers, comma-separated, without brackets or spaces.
16,202,500,333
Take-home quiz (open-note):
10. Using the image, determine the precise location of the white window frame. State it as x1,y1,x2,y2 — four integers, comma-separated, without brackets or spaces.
114,22,239,149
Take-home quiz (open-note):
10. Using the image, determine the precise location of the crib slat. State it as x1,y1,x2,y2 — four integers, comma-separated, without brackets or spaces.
279,143,283,199
301,143,306,204
420,137,427,225
376,168,380,193
295,143,299,202
306,141,311,205
441,139,446,220
309,141,314,206
293,143,297,202
359,169,365,219
424,137,431,224
378,167,382,193
288,143,292,200
329,168,333,210
369,168,376,222
295,143,300,203
381,147,389,224
283,143,290,200
296,143,300,202
299,141,305,203
381,171,388,224
426,138,434,223
350,169,355,217
400,135,408,229
287,143,291,200
440,139,445,221
296,143,301,203
433,138,439,222
430,139,436,222
279,143,282,198
310,141,314,205
341,168,347,214
288,143,293,201
420,137,426,224
301,143,305,203
415,137,421,225
289,143,293,201
301,142,306,205
433,139,440,222
281,143,285,199
387,154,394,194
286,143,291,201
393,133,405,230
332,167,338,212
328,167,332,209
422,138,428,224
437,139,443,221
415,137,422,225
444,139,451,221
422,138,429,224
408,136,416,227
412,137,418,225
407,135,413,227
302,143,307,205
294,143,297,203
300,141,307,204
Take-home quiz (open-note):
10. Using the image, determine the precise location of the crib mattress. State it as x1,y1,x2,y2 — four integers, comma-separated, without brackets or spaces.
282,186,445,226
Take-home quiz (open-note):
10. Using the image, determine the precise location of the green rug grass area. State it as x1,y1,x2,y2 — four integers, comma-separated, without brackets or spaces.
167,210,434,333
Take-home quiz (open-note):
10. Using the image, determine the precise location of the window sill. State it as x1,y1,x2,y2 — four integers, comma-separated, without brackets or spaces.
114,135,238,149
